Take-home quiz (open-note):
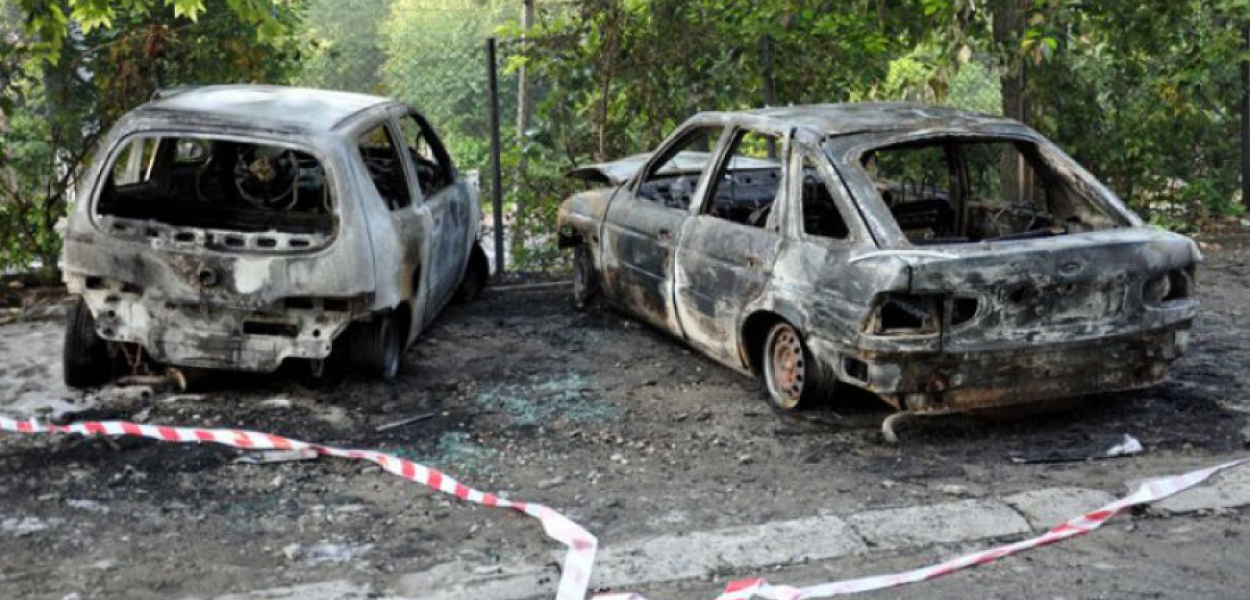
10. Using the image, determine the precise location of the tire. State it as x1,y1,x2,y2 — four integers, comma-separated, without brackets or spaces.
63,298,114,388
352,311,402,381
454,242,490,303
572,243,598,310
761,321,823,411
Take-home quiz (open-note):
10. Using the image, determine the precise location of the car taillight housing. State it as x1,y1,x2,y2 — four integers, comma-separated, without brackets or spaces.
868,292,980,335
1142,268,1193,306
871,293,943,335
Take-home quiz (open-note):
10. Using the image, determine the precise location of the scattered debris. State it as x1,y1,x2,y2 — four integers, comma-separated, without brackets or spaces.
158,394,206,405
1,516,64,536
1009,434,1145,464
1105,434,1145,458
100,385,154,404
936,484,970,497
66,499,110,514
475,372,615,427
375,412,435,432
537,476,566,490
259,397,294,410
117,367,186,392
281,542,373,564
234,448,319,465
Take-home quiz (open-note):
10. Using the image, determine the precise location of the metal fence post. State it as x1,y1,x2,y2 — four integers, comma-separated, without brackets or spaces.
486,37,505,275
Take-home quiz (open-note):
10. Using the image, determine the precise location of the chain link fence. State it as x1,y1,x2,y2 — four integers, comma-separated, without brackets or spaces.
288,2,1246,275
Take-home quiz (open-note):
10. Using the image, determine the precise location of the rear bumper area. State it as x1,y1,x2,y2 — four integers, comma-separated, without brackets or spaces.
811,325,1192,414
75,287,358,372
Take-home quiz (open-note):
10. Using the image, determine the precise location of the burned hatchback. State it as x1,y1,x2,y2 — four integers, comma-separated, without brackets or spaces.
61,85,488,386
558,104,1198,433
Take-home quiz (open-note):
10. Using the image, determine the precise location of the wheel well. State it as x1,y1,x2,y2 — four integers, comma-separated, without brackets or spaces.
558,225,583,248
741,311,785,376
395,301,413,348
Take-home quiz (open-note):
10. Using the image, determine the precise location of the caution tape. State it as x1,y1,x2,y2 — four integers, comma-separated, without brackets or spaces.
2,416,1245,600
0,417,597,600
594,457,1250,600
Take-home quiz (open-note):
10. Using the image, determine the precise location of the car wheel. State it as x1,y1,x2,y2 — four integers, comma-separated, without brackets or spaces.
454,242,490,303
63,298,114,388
762,321,819,411
354,311,402,381
572,244,598,310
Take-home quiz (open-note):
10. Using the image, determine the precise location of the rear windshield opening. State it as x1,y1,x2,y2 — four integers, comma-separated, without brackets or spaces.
96,135,334,234
860,138,1123,245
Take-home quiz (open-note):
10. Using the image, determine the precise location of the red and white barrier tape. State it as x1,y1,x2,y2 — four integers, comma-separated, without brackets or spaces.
0,417,597,600
595,457,1250,600
2,415,1245,600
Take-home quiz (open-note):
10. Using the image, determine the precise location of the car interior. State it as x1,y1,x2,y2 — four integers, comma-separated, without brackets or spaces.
637,128,852,239
96,135,334,234
860,137,1123,244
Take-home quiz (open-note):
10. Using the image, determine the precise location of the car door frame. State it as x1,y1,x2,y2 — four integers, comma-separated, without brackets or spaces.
598,120,733,333
390,107,474,332
761,133,880,351
673,123,792,365
365,106,434,346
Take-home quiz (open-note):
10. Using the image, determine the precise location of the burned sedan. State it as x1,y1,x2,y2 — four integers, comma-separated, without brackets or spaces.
557,104,1198,432
61,85,489,386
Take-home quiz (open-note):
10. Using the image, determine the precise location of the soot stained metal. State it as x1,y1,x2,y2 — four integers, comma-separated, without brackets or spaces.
60,85,489,385
557,103,1199,438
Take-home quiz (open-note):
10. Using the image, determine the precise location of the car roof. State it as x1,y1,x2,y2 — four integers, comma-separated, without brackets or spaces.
702,102,1019,137
133,85,396,133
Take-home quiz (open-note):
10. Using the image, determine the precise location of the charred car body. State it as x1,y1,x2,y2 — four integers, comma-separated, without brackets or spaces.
61,85,488,386
558,104,1198,430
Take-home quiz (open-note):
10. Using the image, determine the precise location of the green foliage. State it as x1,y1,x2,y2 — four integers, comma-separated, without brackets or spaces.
16,0,295,59
870,44,1002,114
379,0,516,169
3,0,1247,277
1015,1,1246,220
0,0,302,275
294,0,390,93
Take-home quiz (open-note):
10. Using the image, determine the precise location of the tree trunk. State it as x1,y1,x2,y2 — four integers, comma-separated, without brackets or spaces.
993,0,1030,203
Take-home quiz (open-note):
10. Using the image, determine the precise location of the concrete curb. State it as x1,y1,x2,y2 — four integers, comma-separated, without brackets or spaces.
1131,463,1250,514
217,469,1250,600
391,488,1129,600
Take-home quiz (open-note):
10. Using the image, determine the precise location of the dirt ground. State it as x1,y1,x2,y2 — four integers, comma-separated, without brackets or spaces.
0,235,1247,600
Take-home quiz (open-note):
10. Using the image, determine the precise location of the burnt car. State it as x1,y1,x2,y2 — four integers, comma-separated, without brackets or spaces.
557,104,1198,430
61,85,489,386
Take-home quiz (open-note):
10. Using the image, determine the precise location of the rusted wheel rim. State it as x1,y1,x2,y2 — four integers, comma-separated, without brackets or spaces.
768,325,804,409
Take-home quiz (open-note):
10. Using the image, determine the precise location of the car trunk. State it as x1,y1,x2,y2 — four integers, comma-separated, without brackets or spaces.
904,229,1198,353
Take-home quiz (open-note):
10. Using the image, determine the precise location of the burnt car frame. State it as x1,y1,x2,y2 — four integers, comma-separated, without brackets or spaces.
61,85,489,386
557,104,1198,431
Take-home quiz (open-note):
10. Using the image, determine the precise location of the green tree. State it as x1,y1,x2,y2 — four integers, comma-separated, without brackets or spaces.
295,0,390,93
920,0,1250,224
380,0,516,168
0,0,302,277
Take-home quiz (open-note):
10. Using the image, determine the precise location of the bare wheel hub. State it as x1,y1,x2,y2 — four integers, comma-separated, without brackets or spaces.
768,325,805,409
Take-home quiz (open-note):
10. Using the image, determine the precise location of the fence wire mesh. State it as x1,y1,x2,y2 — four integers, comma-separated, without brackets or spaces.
288,1,1246,273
